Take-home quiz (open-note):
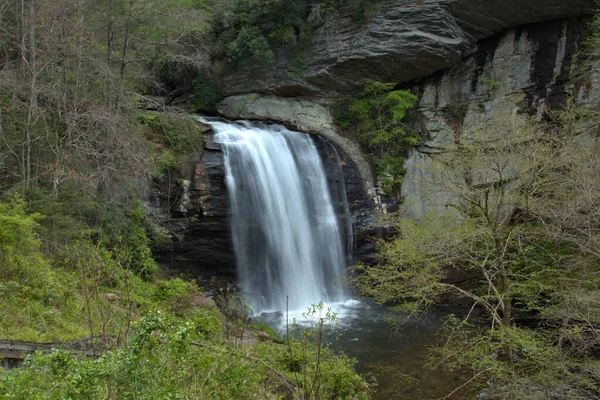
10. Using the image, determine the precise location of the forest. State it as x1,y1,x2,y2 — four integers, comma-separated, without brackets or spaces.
1,0,600,399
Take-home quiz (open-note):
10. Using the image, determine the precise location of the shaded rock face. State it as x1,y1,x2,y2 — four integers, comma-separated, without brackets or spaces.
311,135,394,265
152,136,235,280
221,0,594,97
401,18,591,216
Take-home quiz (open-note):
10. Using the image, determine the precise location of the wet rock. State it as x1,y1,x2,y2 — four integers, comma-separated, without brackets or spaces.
217,94,375,194
152,130,236,278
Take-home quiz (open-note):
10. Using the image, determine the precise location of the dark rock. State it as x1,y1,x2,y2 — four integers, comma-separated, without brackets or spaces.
153,131,235,279
449,0,593,40
311,134,396,266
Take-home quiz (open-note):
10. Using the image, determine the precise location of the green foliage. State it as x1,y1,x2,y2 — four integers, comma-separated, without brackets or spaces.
212,0,308,69
0,196,85,341
98,200,158,280
152,278,190,303
157,148,178,172
226,26,274,67
192,73,222,111
0,307,369,399
282,302,371,399
190,307,223,340
139,111,205,156
253,322,284,343
353,101,600,396
336,80,419,195
353,217,471,316
0,312,268,399
0,195,42,270
211,0,383,72
481,77,501,93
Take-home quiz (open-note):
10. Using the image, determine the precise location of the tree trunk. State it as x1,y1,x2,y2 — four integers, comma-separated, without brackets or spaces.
22,0,36,189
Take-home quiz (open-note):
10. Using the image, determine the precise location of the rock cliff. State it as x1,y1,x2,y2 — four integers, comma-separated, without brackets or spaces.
170,3,599,277
402,18,593,216
220,0,595,97
218,14,597,218
152,130,236,280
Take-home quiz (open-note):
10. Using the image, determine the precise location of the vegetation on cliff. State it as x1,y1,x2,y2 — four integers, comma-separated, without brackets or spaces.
209,0,382,74
333,80,419,195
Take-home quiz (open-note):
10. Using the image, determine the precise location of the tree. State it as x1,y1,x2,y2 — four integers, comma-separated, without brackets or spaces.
345,80,419,195
352,113,600,397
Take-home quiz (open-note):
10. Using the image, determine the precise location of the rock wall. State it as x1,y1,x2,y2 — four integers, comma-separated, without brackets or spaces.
217,94,375,193
213,15,598,252
220,0,595,97
401,18,592,216
173,5,599,276
152,117,385,277
152,131,235,280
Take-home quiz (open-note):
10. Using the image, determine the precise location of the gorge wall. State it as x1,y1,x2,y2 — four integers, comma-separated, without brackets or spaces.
219,0,595,97
217,1,598,217
158,1,599,277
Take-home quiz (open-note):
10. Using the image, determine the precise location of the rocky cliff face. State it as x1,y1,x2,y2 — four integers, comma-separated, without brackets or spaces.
221,0,595,97
152,118,383,277
171,3,598,277
218,14,597,217
152,130,235,280
401,18,593,216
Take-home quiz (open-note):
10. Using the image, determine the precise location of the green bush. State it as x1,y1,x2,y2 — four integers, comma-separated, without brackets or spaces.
139,111,204,156
226,26,274,67
192,73,222,111
152,278,190,303
335,80,419,195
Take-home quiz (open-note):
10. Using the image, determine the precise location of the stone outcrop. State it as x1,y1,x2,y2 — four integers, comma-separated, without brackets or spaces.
221,0,595,97
217,94,375,192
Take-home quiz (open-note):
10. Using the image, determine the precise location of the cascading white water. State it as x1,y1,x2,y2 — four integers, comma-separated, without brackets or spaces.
203,118,349,313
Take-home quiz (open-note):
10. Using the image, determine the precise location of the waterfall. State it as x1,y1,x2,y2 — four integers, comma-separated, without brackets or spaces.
203,118,349,313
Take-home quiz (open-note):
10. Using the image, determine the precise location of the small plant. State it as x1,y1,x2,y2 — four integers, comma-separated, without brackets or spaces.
481,77,500,94
283,300,367,399
215,285,250,348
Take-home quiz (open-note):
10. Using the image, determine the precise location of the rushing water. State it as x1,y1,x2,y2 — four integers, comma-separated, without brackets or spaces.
203,119,349,314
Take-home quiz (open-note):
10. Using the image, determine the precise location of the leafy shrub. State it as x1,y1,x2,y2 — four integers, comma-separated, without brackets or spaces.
226,26,274,67
139,111,204,155
152,278,190,303
192,72,222,111
335,80,419,195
